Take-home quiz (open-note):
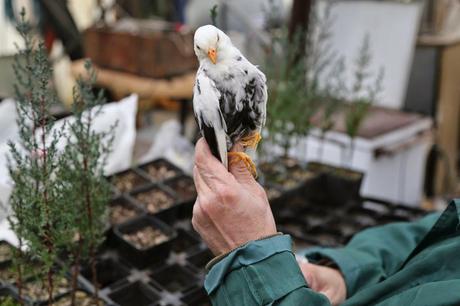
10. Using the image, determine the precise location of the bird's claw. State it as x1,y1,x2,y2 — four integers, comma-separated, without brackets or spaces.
240,132,262,149
228,152,258,178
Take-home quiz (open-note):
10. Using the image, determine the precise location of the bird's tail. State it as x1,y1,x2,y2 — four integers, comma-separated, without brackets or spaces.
202,125,228,169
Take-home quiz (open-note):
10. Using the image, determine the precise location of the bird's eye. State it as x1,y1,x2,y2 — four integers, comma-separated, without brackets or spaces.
196,45,201,50
217,34,220,42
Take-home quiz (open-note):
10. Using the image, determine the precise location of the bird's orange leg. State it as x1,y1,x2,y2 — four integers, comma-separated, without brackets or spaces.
240,132,262,149
228,152,257,178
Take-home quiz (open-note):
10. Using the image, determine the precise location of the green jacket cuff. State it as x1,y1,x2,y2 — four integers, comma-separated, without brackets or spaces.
204,235,308,304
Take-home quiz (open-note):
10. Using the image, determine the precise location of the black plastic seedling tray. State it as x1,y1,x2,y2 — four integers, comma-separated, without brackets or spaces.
0,158,431,305
80,256,131,290
137,158,184,183
109,196,146,226
108,281,161,306
150,264,198,293
109,168,151,195
114,215,177,268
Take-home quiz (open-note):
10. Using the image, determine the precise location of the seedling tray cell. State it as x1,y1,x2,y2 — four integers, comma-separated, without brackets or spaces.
164,176,197,204
130,185,178,215
138,159,183,183
110,169,151,194
114,216,176,268
171,230,202,254
81,257,130,290
53,289,107,306
186,249,213,270
109,196,145,226
109,281,160,306
0,241,14,265
0,263,16,285
23,274,69,305
180,288,211,306
150,264,198,293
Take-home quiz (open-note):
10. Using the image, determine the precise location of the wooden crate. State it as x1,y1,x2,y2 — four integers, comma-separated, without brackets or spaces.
84,21,198,79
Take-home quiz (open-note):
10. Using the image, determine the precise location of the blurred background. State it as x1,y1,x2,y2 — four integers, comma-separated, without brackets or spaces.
1,0,460,304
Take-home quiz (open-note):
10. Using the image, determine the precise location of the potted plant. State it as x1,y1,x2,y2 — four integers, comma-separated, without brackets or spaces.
7,11,114,305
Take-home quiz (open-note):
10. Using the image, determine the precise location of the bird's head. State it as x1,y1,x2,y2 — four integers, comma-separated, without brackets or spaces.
194,25,232,65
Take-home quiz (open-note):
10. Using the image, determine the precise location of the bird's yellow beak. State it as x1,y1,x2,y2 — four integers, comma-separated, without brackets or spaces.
208,47,217,64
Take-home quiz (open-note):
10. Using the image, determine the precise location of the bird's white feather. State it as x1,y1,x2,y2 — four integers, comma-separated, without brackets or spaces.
193,69,228,168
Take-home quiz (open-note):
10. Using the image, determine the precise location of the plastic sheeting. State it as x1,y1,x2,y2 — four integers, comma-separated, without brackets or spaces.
0,94,138,241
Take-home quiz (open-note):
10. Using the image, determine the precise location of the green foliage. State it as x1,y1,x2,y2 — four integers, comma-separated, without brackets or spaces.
264,3,340,156
8,9,70,303
57,60,115,303
8,10,115,304
210,5,218,26
345,35,384,140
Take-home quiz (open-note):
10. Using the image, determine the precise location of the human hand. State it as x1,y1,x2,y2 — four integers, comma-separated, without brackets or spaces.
296,256,347,306
192,138,277,255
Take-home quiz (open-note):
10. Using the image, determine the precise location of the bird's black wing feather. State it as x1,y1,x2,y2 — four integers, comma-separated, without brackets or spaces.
219,68,267,144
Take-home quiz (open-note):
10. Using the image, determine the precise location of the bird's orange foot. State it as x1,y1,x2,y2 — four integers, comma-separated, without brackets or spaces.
228,152,257,178
240,132,262,149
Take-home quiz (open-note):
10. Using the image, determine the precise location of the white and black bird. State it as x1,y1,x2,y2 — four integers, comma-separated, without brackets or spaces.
192,25,267,176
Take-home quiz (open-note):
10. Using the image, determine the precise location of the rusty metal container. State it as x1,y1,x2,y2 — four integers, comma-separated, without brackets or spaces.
84,19,198,78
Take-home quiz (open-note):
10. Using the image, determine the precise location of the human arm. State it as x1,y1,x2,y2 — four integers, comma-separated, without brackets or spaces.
192,138,332,305
299,212,440,297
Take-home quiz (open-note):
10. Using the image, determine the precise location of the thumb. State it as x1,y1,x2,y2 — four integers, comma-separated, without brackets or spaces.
228,143,256,185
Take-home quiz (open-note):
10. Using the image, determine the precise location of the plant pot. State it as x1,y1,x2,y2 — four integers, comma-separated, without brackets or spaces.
138,159,183,183
80,257,130,291
114,216,176,268
130,184,179,215
0,241,14,265
109,169,151,194
180,287,212,306
164,175,197,204
53,289,107,306
306,162,364,206
0,263,16,285
149,264,198,293
108,281,160,306
109,196,145,226
23,274,69,305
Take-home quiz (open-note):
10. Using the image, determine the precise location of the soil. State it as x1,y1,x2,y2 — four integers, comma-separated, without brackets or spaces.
109,199,141,225
0,243,13,262
167,177,196,201
54,291,105,306
0,264,16,284
123,226,169,250
134,188,175,214
112,171,149,193
260,161,314,189
22,275,68,301
142,162,178,181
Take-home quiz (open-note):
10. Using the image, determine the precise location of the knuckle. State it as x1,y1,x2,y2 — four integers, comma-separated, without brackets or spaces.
217,185,236,201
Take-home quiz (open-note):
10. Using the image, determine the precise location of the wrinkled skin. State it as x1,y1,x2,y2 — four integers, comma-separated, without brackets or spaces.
192,138,277,255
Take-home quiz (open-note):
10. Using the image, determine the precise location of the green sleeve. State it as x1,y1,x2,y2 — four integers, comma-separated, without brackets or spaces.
204,235,331,306
300,212,440,297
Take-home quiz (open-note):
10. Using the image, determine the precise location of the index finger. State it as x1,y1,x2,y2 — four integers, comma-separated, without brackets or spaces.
194,138,234,189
